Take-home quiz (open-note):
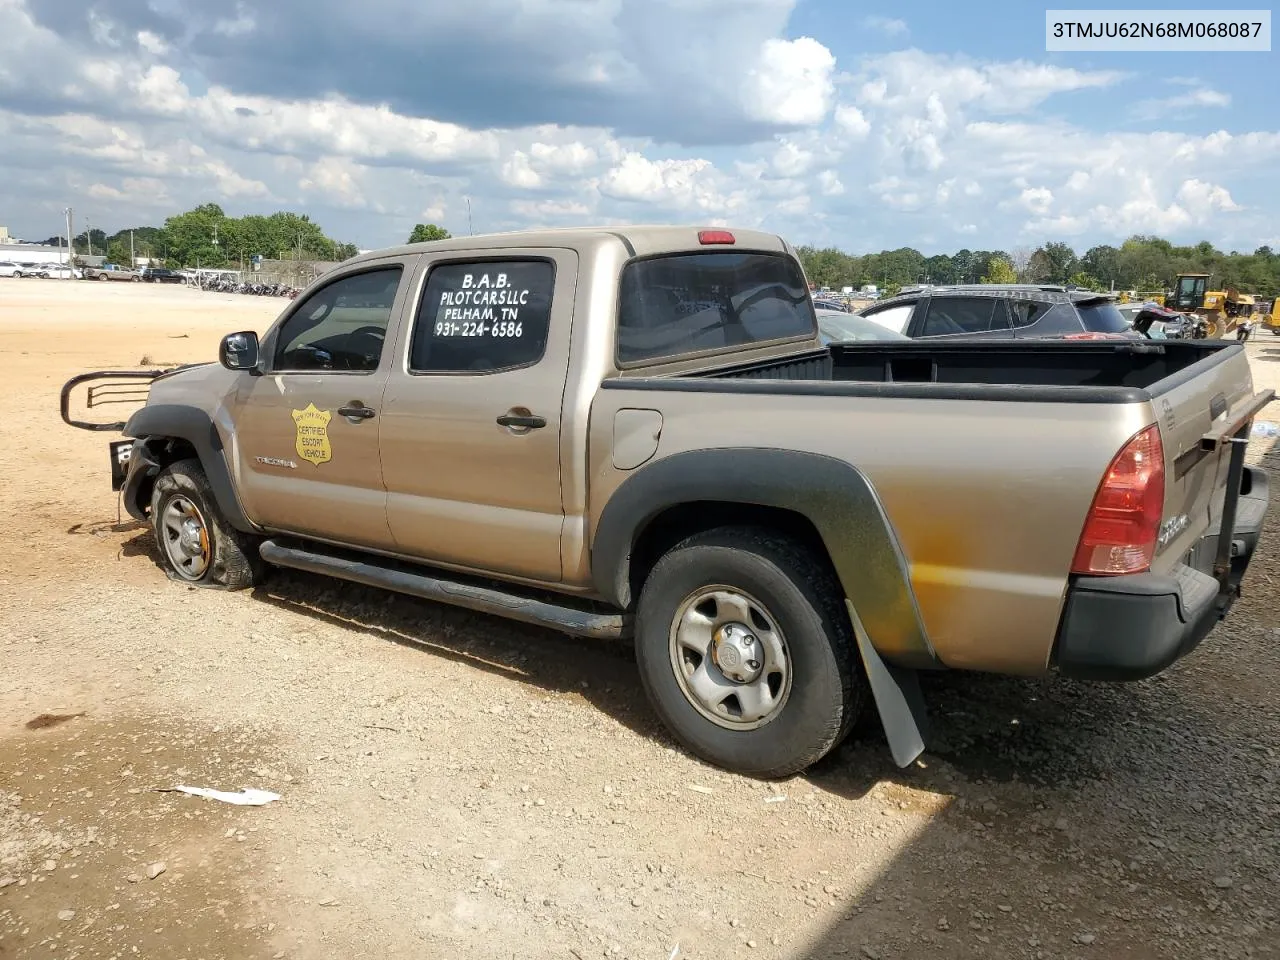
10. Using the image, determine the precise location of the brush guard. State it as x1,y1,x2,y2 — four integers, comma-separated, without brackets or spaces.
59,369,175,432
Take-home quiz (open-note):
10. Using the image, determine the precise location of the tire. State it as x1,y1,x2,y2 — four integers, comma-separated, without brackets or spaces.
150,458,265,589
634,526,867,778
97,274,107,281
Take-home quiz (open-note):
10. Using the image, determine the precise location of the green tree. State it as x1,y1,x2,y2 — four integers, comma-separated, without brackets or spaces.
1037,242,1078,284
408,223,451,244
1080,244,1120,289
1067,271,1103,291
980,257,1018,284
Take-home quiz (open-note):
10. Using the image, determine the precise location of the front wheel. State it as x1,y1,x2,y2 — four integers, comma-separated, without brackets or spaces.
634,527,867,778
150,459,265,589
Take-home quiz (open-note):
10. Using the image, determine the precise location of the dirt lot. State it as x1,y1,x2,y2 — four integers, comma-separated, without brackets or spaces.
1,277,1278,960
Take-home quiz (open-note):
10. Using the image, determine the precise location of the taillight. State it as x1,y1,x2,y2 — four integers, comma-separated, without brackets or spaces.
1071,424,1165,575
698,230,735,245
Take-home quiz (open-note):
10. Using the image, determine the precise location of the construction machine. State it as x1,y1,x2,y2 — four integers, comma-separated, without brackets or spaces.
1167,273,1263,338
1259,297,1280,336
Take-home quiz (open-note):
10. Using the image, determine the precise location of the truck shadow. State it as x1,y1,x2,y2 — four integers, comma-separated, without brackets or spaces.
117,529,1225,798
245,563,1182,797
114,527,1267,957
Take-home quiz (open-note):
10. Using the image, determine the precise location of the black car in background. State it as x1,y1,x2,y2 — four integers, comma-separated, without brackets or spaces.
140,267,184,284
856,284,1138,340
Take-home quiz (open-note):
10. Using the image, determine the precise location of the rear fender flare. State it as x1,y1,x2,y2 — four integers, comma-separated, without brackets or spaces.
590,447,938,669
123,404,257,533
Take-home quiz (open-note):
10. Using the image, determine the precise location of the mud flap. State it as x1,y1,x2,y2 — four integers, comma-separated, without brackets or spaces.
846,600,928,768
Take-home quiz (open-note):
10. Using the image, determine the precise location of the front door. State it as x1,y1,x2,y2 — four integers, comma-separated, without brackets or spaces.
228,259,415,549
378,250,577,582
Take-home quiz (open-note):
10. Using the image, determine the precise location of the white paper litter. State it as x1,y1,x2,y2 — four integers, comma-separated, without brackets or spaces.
172,786,281,806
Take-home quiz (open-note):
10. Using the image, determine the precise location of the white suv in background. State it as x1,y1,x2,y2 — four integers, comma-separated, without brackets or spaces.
0,260,22,278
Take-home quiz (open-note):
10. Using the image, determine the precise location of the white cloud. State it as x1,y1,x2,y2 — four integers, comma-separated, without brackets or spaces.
501,151,543,189
743,37,836,126
833,105,871,139
1133,86,1231,120
1019,187,1054,214
1177,178,1241,214
863,15,908,36
818,170,845,196
300,158,368,209
771,140,814,178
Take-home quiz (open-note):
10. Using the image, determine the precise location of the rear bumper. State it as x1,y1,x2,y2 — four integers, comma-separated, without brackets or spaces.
1053,464,1269,681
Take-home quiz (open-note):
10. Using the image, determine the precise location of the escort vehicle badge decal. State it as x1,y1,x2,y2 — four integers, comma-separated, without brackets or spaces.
291,403,333,466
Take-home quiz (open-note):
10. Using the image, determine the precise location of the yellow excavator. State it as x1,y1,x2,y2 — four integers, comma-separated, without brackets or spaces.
1167,273,1264,338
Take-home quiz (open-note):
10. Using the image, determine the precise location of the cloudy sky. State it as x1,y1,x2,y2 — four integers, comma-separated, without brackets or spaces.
2,0,1277,253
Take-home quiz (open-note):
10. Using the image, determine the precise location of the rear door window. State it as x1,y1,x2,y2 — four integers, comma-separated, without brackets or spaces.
920,297,1008,336
410,260,555,373
1076,299,1131,334
616,252,814,364
861,303,915,334
1010,300,1050,328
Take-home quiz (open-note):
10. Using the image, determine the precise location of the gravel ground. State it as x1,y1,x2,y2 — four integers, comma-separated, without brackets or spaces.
1,279,1277,960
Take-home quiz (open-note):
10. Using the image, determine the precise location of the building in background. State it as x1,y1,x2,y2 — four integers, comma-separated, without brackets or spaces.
0,241,68,266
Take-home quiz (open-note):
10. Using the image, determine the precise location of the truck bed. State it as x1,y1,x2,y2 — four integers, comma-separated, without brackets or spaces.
647,338,1239,404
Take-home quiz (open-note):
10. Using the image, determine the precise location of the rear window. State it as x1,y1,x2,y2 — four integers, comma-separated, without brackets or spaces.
616,253,815,364
1076,299,1130,334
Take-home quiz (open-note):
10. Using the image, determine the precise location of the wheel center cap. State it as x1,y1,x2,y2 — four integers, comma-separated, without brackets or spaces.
713,622,763,684
179,518,204,556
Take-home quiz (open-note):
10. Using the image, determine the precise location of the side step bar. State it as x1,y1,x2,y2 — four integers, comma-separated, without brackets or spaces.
259,539,628,641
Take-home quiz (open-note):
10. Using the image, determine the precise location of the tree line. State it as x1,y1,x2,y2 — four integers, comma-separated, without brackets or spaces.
37,209,1278,300
41,203,359,269
797,236,1280,299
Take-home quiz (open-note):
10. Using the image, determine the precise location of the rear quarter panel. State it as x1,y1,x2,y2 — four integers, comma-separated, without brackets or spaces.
589,387,1152,675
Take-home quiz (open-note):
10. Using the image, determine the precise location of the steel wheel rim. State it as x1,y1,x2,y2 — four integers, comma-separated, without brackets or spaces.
667,585,792,731
160,495,211,580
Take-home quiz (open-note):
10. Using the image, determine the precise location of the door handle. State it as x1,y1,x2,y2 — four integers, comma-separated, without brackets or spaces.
338,403,376,421
496,411,546,429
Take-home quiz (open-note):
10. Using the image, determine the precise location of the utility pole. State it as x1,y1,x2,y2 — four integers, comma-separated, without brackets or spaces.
130,229,135,267
64,207,73,277
466,196,474,236
86,221,92,257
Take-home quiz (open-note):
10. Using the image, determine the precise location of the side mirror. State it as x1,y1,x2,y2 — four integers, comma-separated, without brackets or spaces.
219,331,261,372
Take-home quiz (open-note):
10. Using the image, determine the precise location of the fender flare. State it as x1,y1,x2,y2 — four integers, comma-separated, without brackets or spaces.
590,447,938,670
123,404,257,533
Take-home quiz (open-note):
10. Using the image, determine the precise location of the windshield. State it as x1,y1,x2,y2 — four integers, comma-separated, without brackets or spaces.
1076,300,1131,334
617,253,815,364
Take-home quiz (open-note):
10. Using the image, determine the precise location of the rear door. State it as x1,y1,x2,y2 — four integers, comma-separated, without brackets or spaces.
378,249,577,583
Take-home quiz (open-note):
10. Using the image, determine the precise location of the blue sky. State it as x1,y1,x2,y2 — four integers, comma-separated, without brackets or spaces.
0,0,1275,255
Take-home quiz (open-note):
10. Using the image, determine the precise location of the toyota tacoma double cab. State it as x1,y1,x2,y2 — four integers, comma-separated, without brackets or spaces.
61,226,1273,778
83,263,141,281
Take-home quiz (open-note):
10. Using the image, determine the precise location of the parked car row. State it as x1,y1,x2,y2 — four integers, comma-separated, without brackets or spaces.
814,284,1231,346
0,260,83,279
0,261,199,284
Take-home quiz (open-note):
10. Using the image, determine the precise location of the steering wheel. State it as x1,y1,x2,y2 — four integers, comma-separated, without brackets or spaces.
343,325,386,370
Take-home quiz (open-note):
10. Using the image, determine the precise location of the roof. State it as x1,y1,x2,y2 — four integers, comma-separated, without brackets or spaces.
867,284,1113,311
345,225,790,266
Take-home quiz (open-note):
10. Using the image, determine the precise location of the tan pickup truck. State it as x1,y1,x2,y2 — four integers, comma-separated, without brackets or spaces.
61,226,1273,778
82,263,142,282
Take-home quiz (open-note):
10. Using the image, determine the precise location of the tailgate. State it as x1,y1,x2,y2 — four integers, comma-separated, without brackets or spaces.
1152,346,1264,566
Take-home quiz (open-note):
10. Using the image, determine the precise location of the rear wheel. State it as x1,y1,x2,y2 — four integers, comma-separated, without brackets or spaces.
150,459,264,589
97,274,107,281
634,527,866,778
